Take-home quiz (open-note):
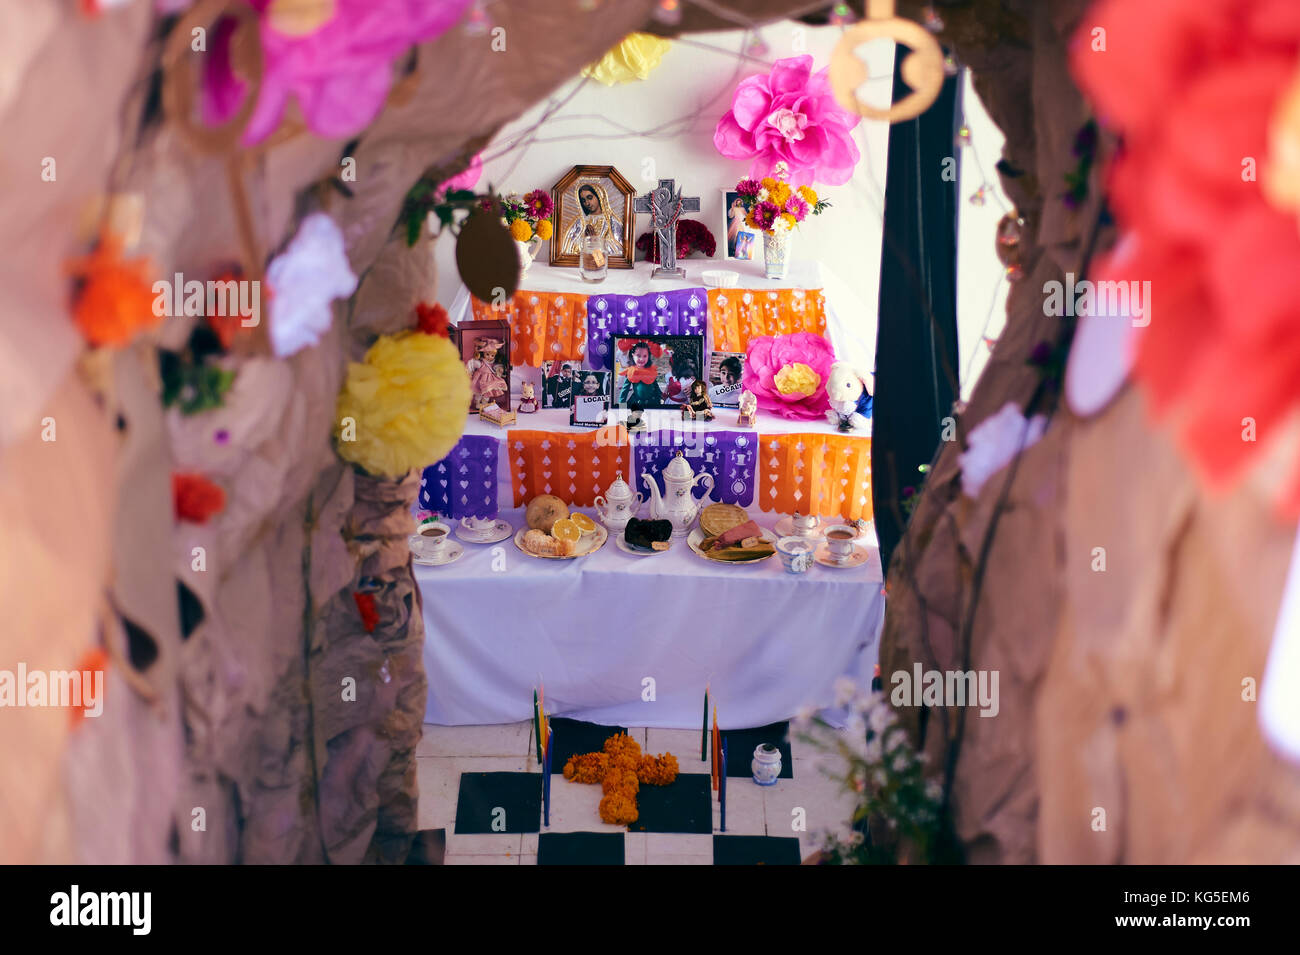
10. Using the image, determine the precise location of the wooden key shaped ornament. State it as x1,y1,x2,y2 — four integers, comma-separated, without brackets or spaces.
829,0,946,124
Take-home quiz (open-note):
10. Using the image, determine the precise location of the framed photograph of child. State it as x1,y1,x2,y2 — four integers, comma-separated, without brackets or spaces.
723,189,759,261
570,369,612,427
453,318,511,412
612,334,705,410
708,351,746,408
540,359,579,410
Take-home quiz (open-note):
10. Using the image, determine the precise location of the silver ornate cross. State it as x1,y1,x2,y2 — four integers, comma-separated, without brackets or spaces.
635,178,701,279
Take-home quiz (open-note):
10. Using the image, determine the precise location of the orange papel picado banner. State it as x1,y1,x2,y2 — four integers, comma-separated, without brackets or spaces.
507,425,630,507
472,291,589,368
708,287,827,354
757,432,872,522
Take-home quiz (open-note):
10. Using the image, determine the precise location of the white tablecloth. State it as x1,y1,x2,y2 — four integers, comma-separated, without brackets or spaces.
418,507,885,728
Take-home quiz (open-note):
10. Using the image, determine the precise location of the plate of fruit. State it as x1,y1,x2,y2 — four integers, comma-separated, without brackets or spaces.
514,495,607,559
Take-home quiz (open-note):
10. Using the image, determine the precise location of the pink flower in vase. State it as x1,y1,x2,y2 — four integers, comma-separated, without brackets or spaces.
203,0,473,146
714,55,861,186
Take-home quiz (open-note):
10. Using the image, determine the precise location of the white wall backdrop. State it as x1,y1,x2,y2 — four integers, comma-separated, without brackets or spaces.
431,21,895,376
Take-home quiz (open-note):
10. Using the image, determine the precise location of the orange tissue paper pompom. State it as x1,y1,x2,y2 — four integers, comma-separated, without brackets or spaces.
66,234,161,347
173,472,226,523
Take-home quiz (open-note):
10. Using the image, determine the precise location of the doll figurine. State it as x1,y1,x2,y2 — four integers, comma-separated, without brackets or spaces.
518,381,539,413
467,337,509,410
681,378,714,421
737,389,757,428
624,401,647,433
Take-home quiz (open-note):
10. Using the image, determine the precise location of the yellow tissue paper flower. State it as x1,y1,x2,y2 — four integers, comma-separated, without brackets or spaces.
509,219,533,242
334,330,471,479
582,32,672,86
797,185,819,206
535,219,554,241
773,362,822,398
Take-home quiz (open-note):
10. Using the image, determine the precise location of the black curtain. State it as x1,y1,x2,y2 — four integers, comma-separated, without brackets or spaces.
871,59,962,572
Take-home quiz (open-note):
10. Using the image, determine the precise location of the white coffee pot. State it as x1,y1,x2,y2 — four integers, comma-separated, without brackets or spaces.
594,473,644,531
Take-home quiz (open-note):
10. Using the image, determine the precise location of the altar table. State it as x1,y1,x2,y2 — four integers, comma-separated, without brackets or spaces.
418,507,885,727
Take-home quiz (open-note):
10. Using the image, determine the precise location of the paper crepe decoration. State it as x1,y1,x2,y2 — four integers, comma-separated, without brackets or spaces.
471,291,588,368
267,213,358,358
334,329,472,479
202,0,473,146
709,288,826,354
419,434,500,520
587,289,708,371
507,427,630,507
581,33,671,86
759,433,873,522
634,430,756,508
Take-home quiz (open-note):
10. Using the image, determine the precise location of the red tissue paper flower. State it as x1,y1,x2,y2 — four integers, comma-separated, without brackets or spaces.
635,219,717,263
353,592,379,633
416,301,451,337
1071,0,1300,512
173,472,226,524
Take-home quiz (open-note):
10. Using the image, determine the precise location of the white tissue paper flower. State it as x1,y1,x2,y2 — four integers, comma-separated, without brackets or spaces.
959,401,1048,498
833,676,858,707
266,213,358,358
869,699,897,734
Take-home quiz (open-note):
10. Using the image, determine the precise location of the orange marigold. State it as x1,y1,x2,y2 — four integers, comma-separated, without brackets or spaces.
563,752,609,784
603,732,642,760
602,769,639,797
637,753,680,787
598,792,639,826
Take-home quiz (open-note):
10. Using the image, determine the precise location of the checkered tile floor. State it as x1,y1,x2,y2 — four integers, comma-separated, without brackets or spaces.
415,722,861,865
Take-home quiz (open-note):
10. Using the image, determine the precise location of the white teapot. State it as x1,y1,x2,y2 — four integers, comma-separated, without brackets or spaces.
642,452,714,538
594,473,643,531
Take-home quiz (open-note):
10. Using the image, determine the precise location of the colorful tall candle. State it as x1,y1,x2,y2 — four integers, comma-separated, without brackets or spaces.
720,739,728,832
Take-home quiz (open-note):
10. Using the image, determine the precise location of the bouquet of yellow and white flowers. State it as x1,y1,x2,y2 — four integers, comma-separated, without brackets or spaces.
733,161,831,236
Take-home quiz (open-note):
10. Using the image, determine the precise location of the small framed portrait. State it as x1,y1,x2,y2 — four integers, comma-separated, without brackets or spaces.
550,165,636,269
570,369,612,427
453,319,511,411
708,351,746,408
540,359,580,410
612,334,705,410
723,189,759,261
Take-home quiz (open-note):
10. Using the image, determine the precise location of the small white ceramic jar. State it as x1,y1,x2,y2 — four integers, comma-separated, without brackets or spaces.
752,743,782,786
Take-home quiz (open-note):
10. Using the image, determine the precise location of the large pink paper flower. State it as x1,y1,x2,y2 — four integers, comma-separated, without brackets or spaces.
714,55,862,186
203,0,472,146
743,333,836,420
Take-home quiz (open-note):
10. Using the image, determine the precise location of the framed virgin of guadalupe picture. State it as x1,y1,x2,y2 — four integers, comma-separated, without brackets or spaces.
550,165,636,269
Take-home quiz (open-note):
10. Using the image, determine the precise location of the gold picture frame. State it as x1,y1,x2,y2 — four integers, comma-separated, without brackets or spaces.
549,165,636,269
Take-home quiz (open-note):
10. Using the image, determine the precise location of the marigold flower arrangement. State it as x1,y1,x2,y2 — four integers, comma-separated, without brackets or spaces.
563,733,679,826
499,189,555,243
733,163,830,236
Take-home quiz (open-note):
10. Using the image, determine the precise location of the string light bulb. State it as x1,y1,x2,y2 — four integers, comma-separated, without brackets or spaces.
463,0,490,35
969,186,987,206
956,124,972,145
748,34,770,57
923,5,944,32
829,2,856,26
654,0,682,25
943,53,959,76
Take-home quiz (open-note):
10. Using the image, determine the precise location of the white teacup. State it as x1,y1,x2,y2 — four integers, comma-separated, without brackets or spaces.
461,515,497,537
792,511,819,534
410,521,451,559
824,524,857,562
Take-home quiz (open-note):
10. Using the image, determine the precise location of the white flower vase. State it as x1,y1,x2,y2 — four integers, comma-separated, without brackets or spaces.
516,236,542,277
763,229,792,280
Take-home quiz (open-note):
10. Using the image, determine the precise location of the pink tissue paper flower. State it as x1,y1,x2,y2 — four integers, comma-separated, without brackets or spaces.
435,152,482,197
714,55,862,186
743,332,837,420
203,0,472,146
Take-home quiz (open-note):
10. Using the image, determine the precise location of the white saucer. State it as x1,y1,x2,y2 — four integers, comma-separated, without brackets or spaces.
616,534,670,556
814,544,869,569
455,518,513,544
412,541,465,566
774,516,823,539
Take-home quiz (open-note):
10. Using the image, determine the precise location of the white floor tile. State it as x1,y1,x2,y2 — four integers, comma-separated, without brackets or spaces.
645,854,713,866
518,854,537,865
644,833,713,859
418,721,532,758
624,832,647,865
712,780,766,835
644,727,704,758
445,853,519,865
446,832,523,855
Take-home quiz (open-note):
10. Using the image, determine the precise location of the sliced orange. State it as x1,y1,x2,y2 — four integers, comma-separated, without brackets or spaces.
570,513,598,534
551,518,581,543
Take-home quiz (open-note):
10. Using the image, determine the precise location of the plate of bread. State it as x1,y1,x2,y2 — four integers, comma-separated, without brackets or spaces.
687,504,777,564
514,494,607,559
